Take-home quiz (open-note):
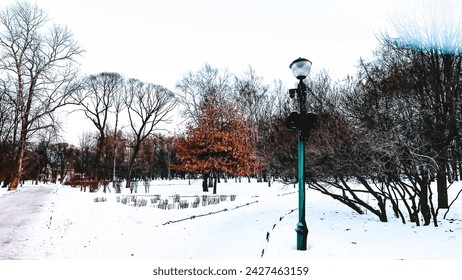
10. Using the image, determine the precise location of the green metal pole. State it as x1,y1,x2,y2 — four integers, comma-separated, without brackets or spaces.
295,134,308,250
295,80,308,251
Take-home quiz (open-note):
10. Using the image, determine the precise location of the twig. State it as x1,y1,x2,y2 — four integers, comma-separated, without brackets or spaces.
443,188,462,219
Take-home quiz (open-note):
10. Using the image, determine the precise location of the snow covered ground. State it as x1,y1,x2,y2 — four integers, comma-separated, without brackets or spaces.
1,179,461,279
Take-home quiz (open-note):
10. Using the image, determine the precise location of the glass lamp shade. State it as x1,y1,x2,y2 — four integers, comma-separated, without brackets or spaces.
289,57,312,80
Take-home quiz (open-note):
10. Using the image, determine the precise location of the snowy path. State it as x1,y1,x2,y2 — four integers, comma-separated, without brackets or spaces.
0,186,56,259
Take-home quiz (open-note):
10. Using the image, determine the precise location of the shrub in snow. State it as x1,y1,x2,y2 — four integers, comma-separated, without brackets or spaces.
110,194,237,210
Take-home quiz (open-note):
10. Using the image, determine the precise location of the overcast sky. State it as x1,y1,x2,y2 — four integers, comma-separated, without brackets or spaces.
2,0,398,89
1,0,400,143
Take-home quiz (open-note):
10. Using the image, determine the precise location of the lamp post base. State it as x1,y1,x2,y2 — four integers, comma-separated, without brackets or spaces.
295,222,308,250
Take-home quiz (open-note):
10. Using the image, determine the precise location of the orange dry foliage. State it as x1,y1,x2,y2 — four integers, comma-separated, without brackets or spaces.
174,104,259,176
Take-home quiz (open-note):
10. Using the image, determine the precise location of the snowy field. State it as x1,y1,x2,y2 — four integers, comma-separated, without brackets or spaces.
1,179,461,279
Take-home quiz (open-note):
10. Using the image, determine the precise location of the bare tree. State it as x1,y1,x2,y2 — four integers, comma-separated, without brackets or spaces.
233,66,269,122
233,66,271,181
0,81,15,143
110,77,127,188
0,2,83,190
125,79,177,191
0,80,16,185
317,37,455,226
73,72,124,186
257,79,297,182
386,0,462,208
49,142,76,184
31,127,60,184
75,131,96,179
175,64,232,126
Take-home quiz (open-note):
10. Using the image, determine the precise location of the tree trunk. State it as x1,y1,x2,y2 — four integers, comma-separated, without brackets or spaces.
2,174,11,188
213,173,218,194
59,162,65,184
126,142,141,193
94,135,105,182
127,174,133,193
8,138,26,191
450,156,458,181
208,174,214,191
376,197,388,222
436,161,448,208
420,172,431,226
202,173,209,192
8,169,22,191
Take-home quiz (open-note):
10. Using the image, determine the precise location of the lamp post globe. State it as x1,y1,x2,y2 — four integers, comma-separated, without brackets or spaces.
289,57,312,80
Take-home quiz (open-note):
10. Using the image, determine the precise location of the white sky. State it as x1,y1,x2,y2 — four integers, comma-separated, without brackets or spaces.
2,0,397,89
1,0,399,143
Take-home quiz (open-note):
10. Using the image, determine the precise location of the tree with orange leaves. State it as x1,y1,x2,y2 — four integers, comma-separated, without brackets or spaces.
174,103,259,194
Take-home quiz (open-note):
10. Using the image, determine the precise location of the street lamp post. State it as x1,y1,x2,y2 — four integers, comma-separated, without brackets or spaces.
286,57,317,251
